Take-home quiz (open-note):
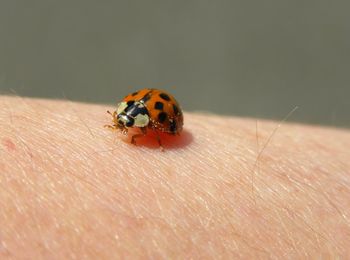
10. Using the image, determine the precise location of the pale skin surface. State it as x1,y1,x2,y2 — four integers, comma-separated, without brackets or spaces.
0,95,350,259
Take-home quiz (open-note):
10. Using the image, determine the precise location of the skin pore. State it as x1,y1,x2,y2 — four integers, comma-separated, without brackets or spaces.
0,95,350,258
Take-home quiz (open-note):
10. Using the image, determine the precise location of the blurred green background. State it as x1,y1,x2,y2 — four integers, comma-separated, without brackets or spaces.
0,1,349,127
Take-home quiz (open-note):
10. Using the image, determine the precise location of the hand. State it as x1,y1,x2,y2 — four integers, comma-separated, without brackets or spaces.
0,95,349,258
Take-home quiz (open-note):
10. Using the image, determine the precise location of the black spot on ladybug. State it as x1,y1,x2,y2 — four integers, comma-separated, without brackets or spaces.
173,104,179,115
154,101,164,110
158,112,167,123
127,100,135,107
170,120,177,133
159,93,170,101
140,92,152,103
131,91,139,96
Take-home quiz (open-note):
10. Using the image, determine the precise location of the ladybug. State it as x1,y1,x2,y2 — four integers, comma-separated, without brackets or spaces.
105,88,183,147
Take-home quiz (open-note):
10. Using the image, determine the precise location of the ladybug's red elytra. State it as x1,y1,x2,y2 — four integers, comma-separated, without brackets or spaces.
105,88,184,147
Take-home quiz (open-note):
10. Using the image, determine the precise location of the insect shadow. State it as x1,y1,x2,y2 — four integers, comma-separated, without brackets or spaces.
124,128,193,150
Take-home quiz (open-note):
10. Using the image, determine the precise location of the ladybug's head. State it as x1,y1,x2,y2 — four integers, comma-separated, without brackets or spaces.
115,101,150,129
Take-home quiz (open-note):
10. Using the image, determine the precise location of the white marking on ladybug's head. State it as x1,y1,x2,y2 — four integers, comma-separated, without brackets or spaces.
134,113,149,127
116,101,128,115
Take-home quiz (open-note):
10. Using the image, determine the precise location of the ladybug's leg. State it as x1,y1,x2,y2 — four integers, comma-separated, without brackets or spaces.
131,127,147,145
104,110,118,129
104,124,117,130
108,110,119,124
153,130,164,150
156,134,163,150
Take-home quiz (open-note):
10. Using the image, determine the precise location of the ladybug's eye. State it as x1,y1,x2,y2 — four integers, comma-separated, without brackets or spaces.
125,117,135,127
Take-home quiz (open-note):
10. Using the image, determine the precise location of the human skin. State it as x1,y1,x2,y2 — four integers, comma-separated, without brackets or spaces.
0,95,349,259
